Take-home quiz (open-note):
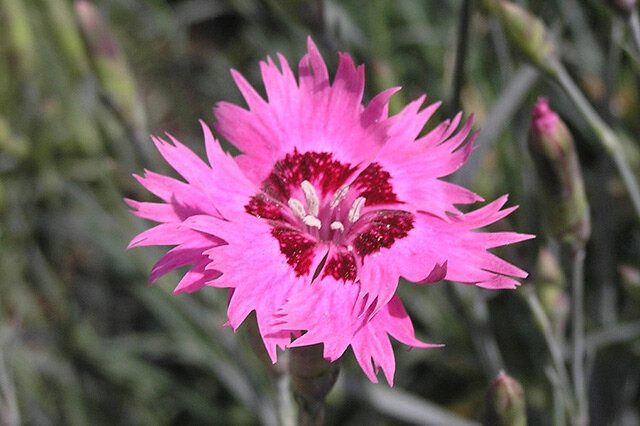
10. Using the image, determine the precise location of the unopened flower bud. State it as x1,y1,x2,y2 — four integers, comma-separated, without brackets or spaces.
605,0,637,17
75,0,147,131
483,371,527,426
529,98,591,245
478,1,555,71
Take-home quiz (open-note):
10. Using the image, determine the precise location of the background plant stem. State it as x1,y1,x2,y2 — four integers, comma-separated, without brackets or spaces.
548,59,640,220
571,245,588,426
449,0,473,115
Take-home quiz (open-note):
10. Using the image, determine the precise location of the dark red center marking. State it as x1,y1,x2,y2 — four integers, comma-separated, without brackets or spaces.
244,151,414,280
352,163,401,206
323,251,357,281
263,149,357,201
245,194,284,220
353,210,414,256
271,227,317,276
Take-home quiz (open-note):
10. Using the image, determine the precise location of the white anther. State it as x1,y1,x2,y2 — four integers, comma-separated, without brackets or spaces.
329,184,350,209
348,196,366,223
287,198,306,219
303,215,322,229
330,221,345,232
301,180,319,216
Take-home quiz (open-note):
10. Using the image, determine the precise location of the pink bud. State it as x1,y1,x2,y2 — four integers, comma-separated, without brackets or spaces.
529,98,590,244
483,371,527,426
75,0,119,59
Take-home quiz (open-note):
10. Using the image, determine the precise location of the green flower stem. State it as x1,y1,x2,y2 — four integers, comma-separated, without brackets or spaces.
446,287,504,379
524,287,576,420
585,319,640,347
289,344,339,426
552,380,566,426
547,59,640,220
276,356,296,426
629,8,640,56
570,245,588,426
450,0,473,115
0,343,20,426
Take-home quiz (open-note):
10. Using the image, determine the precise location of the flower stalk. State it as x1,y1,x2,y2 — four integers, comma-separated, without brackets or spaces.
535,248,569,336
450,0,473,114
570,245,588,426
604,0,640,56
524,286,577,421
529,99,591,425
289,345,339,426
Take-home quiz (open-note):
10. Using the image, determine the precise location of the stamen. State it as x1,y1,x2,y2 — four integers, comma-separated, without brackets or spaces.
330,184,350,209
348,197,366,223
303,215,322,229
330,221,344,231
301,180,319,217
287,198,306,219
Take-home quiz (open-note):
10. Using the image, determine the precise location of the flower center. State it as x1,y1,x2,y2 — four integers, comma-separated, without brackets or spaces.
244,150,414,280
284,179,367,243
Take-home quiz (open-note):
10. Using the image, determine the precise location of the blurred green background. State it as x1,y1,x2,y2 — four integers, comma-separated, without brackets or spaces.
1,0,640,424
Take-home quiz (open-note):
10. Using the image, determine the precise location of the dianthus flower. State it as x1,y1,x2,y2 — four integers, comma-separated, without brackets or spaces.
128,38,533,385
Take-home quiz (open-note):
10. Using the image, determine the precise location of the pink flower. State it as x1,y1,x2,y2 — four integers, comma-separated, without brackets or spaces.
128,38,533,385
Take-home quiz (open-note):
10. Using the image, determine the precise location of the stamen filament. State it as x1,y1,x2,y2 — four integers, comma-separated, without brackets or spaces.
288,198,307,219
330,184,350,209
348,197,366,223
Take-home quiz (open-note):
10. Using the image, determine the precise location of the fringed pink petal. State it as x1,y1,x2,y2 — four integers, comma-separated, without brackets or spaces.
351,314,395,385
414,261,448,284
276,277,367,361
230,69,267,112
352,296,441,385
173,257,220,294
190,216,322,361
392,212,533,287
361,87,401,126
133,171,218,217
150,246,206,283
197,121,258,218
298,37,330,93
125,199,181,223
128,223,205,248
357,252,401,316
